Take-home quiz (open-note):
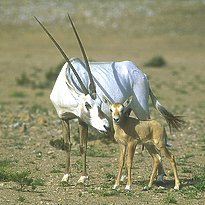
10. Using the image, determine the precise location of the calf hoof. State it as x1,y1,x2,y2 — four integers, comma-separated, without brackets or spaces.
120,175,127,182
125,185,131,191
174,184,180,191
61,173,71,182
112,184,118,190
143,185,150,191
77,175,89,184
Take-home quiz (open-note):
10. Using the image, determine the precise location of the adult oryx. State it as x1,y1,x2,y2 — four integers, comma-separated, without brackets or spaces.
35,15,183,184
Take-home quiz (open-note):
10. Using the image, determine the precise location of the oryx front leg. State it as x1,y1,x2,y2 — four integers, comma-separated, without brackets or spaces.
77,119,89,184
113,144,126,190
61,120,72,182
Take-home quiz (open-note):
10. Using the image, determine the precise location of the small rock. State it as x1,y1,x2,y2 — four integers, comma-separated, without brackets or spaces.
18,112,31,122
11,122,21,128
20,123,29,133
36,116,47,125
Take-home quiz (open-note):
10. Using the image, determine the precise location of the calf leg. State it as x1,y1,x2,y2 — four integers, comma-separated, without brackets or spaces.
162,147,180,190
113,144,126,189
143,143,161,190
125,143,136,191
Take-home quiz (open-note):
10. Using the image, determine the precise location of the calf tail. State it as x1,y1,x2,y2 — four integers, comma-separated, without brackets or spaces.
149,87,185,131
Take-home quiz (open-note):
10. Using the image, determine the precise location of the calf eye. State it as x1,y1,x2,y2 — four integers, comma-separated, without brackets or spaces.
85,102,92,110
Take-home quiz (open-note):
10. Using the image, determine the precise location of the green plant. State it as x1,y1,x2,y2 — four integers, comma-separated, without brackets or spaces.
16,72,32,86
29,104,48,114
31,177,44,190
0,159,15,167
9,170,33,190
164,193,177,204
16,62,64,89
180,187,198,199
35,91,44,96
0,160,44,191
49,138,65,150
73,160,83,172
193,172,205,191
0,168,10,181
87,145,109,157
144,56,166,67
10,91,27,98
100,190,119,197
105,172,115,181
45,61,65,81
50,168,62,173
181,167,192,173
10,171,44,191
17,196,25,202
0,160,15,181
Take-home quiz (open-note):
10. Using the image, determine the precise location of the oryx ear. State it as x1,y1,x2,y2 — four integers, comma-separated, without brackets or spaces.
123,96,133,109
102,95,112,107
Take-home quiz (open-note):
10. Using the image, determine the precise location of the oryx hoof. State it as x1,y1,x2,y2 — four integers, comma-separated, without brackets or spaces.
77,175,89,184
61,173,71,182
157,174,165,183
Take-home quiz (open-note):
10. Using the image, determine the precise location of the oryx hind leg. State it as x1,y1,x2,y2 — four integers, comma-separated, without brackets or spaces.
157,157,166,183
77,119,89,184
61,119,72,182
142,144,166,182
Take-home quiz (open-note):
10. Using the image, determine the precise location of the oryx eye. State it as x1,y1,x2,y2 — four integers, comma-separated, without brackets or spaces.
110,108,113,113
85,102,92,110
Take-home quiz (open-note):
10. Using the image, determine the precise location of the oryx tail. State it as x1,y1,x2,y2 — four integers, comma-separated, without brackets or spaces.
149,87,184,131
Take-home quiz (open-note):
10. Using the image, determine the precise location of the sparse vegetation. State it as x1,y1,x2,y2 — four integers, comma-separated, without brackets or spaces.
0,0,205,204
45,61,65,81
87,145,109,157
181,167,192,173
17,196,26,202
16,61,65,90
164,193,177,204
73,160,83,172
144,56,166,67
0,160,44,191
29,104,48,114
192,168,205,191
49,138,65,150
180,187,198,199
10,91,27,98
16,72,32,87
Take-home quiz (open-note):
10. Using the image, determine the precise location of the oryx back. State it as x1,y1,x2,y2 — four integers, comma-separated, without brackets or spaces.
66,59,150,120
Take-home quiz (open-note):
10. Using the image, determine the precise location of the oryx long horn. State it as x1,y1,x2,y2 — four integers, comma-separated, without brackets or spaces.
67,13,96,99
34,16,89,95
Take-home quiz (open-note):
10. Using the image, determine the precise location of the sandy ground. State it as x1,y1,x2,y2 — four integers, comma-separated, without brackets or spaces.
0,1,205,204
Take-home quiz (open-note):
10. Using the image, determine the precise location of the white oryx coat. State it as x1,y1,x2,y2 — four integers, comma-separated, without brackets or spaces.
51,58,150,123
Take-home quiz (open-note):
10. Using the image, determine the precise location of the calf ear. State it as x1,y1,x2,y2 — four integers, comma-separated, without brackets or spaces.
123,96,133,109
